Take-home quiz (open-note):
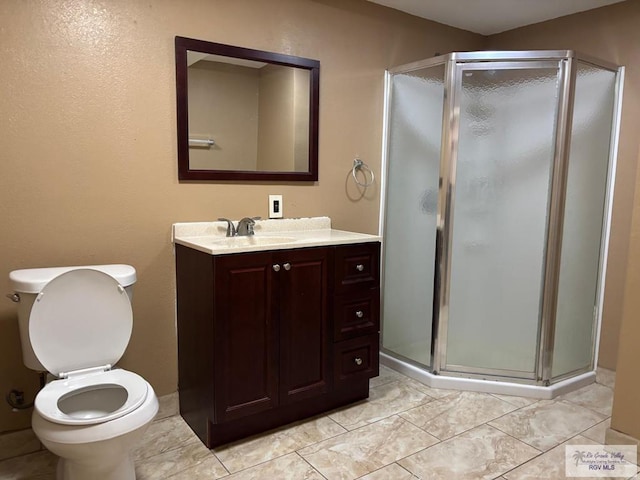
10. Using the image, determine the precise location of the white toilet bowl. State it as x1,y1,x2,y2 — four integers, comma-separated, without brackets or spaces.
32,376,158,480
9,266,158,480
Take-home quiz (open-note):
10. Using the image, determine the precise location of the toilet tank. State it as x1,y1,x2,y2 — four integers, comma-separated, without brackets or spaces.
8,265,137,371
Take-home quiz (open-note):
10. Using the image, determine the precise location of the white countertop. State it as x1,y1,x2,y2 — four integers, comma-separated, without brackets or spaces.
172,217,381,256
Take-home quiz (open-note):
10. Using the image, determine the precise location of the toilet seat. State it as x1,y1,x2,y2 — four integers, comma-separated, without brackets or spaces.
28,269,145,426
35,369,149,425
28,269,133,377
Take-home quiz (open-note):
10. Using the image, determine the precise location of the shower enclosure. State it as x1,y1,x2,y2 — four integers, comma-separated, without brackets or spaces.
380,51,624,397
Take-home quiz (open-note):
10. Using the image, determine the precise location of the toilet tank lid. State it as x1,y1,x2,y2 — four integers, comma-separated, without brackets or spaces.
9,265,137,293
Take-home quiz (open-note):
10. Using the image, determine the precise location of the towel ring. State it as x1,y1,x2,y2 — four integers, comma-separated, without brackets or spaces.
352,158,375,188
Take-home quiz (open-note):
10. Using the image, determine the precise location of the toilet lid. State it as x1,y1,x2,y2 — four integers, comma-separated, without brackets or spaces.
29,269,133,376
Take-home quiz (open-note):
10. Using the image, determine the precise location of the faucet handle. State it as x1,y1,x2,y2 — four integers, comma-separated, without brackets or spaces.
237,217,259,236
217,218,236,237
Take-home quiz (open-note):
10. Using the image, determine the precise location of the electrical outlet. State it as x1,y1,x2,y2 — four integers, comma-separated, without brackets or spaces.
269,195,283,218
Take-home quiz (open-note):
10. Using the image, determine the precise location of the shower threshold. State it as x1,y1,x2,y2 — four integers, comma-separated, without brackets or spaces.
380,351,596,400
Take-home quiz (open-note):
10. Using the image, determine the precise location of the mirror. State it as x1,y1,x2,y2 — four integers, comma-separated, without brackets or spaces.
175,36,320,181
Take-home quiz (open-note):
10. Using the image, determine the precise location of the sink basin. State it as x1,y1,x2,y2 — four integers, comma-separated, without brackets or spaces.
204,236,298,249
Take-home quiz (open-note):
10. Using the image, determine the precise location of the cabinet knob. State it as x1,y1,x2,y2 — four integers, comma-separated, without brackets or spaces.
272,264,281,272
355,310,364,318
283,263,291,271
354,357,363,366
356,264,364,272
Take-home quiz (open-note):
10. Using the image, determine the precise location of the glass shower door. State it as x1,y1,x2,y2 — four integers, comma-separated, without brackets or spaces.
442,63,562,378
552,62,618,379
381,63,445,367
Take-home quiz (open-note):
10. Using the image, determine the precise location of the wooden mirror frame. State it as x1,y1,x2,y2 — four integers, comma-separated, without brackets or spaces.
175,36,320,181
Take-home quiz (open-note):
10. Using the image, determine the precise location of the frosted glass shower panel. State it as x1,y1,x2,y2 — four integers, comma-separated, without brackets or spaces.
382,64,445,367
445,65,560,375
552,63,617,378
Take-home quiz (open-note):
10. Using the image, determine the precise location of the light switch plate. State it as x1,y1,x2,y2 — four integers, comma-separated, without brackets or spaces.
269,195,283,218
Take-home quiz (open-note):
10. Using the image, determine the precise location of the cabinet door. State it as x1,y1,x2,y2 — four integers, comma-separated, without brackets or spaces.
277,247,331,404
213,252,278,422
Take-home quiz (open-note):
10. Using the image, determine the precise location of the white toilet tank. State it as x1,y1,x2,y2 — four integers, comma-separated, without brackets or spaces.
8,265,137,371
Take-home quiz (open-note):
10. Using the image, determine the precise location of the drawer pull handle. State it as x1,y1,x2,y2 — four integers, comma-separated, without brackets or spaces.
354,357,363,366
283,263,291,271
356,310,364,318
356,264,364,272
272,264,281,272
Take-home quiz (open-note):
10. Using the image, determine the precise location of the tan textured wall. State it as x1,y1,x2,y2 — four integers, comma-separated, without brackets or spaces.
610,143,640,440
488,0,638,372
489,0,640,441
0,0,482,432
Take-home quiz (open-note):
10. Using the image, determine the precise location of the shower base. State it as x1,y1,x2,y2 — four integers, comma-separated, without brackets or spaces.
380,352,596,400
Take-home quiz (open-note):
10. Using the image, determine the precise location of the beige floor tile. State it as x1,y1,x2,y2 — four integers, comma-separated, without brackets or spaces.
214,416,346,473
400,377,460,400
221,452,323,480
489,400,607,451
156,392,179,421
581,418,612,444
134,415,200,461
328,380,434,430
400,391,518,440
503,434,636,480
166,455,231,479
559,382,614,416
490,393,540,409
369,364,406,389
597,367,616,389
399,424,539,480
0,428,41,462
359,463,417,479
299,415,438,480
0,449,58,479
136,440,228,479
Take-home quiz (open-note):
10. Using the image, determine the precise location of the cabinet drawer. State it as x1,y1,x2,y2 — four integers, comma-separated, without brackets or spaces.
333,290,379,341
334,334,379,385
334,243,380,293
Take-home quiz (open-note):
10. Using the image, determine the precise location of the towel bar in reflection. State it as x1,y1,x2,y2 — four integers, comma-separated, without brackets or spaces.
189,138,215,147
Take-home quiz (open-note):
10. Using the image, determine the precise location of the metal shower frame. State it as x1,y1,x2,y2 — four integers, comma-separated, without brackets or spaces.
379,50,625,386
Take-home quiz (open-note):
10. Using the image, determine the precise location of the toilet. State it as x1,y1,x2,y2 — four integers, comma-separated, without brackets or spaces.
9,265,158,480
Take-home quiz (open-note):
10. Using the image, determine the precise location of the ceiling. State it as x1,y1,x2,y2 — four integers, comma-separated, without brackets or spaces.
367,0,626,35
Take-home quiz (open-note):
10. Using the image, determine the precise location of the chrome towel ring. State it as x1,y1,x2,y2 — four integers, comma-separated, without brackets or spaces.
352,158,375,188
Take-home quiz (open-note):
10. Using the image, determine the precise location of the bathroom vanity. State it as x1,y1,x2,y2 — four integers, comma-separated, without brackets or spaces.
172,218,380,447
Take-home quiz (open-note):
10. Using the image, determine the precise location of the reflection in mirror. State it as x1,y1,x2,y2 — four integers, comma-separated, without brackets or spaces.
176,37,319,181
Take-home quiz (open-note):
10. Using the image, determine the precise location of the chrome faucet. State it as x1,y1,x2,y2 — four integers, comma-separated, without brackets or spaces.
217,217,261,237
217,218,237,237
237,217,261,236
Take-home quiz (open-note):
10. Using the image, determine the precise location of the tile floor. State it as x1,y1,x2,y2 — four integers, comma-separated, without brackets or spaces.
0,365,636,480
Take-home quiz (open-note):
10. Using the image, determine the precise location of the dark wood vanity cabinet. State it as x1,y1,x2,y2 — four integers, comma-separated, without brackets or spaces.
175,241,379,448
213,246,330,423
